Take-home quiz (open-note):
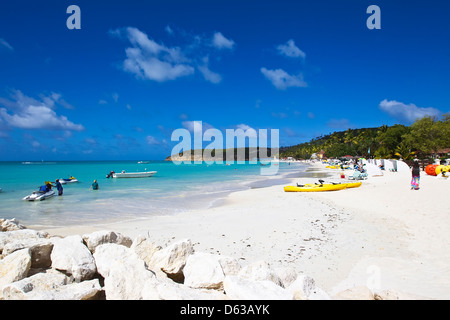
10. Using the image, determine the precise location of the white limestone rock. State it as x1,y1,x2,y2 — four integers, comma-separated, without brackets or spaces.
50,235,96,282
82,230,132,253
223,275,293,300
0,248,31,299
0,229,49,254
274,266,298,288
0,218,26,232
148,239,194,282
142,278,227,300
131,235,162,266
183,252,226,290
2,270,101,300
237,260,283,287
2,238,54,268
93,243,156,300
286,274,331,300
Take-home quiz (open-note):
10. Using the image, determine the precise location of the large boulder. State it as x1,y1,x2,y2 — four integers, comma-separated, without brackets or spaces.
2,238,54,268
141,277,227,300
237,260,283,287
0,229,49,254
286,274,331,300
0,248,31,299
0,218,26,231
223,275,293,300
50,235,96,282
147,239,194,282
183,252,226,290
2,270,101,300
82,230,132,253
131,235,162,266
93,243,156,300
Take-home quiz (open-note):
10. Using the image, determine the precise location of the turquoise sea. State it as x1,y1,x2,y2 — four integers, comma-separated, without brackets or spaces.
0,160,309,228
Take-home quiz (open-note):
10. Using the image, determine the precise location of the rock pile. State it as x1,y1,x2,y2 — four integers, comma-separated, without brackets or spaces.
0,218,423,300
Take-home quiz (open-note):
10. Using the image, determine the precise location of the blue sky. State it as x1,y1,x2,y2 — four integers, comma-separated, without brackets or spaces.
0,0,449,160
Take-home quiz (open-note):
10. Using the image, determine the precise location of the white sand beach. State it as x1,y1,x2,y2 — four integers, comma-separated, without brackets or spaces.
40,164,450,299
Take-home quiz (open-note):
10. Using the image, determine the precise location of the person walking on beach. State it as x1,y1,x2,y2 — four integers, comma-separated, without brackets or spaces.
411,161,420,190
55,179,63,196
90,179,99,190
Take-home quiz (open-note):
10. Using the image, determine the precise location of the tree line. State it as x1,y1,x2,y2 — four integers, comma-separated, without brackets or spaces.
280,114,450,161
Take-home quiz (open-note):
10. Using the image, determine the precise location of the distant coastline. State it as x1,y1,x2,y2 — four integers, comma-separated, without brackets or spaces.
165,147,277,162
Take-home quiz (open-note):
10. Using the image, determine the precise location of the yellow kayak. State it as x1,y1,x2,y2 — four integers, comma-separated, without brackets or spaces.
435,165,444,175
284,184,347,192
342,182,362,188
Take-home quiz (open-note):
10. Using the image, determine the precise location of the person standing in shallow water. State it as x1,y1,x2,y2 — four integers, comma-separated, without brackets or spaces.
411,161,421,190
55,179,63,196
90,179,99,190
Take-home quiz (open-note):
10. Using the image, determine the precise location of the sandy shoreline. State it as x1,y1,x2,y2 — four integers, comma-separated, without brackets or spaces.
37,164,450,299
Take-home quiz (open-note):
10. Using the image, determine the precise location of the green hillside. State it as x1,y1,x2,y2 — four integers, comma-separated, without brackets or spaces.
280,115,450,161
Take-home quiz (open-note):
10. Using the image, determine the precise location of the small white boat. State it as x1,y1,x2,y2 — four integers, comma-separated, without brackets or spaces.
22,189,55,201
137,161,150,164
59,177,79,184
112,171,157,178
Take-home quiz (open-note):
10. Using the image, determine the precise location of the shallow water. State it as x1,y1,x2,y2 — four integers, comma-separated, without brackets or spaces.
0,160,309,227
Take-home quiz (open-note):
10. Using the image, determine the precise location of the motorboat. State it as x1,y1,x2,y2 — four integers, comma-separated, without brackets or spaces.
112,170,157,178
22,187,55,201
59,177,79,184
138,161,150,164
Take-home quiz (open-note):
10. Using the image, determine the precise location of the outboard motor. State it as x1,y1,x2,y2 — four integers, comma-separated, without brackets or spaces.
106,171,115,178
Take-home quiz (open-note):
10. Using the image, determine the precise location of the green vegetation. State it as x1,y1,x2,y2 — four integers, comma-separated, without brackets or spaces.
280,114,450,161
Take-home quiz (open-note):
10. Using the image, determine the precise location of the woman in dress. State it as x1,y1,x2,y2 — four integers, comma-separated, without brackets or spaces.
411,161,420,190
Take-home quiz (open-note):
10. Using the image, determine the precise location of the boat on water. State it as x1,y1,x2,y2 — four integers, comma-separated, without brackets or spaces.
59,177,79,184
138,161,150,164
108,170,157,178
22,188,55,201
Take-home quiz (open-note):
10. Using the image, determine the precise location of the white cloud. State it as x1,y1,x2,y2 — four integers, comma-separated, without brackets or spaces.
277,39,305,59
0,90,84,131
114,27,194,82
85,138,97,145
379,99,441,123
260,67,307,90
0,106,83,131
146,135,160,145
0,38,14,51
112,27,235,83
198,57,222,84
212,32,235,50
182,120,214,133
